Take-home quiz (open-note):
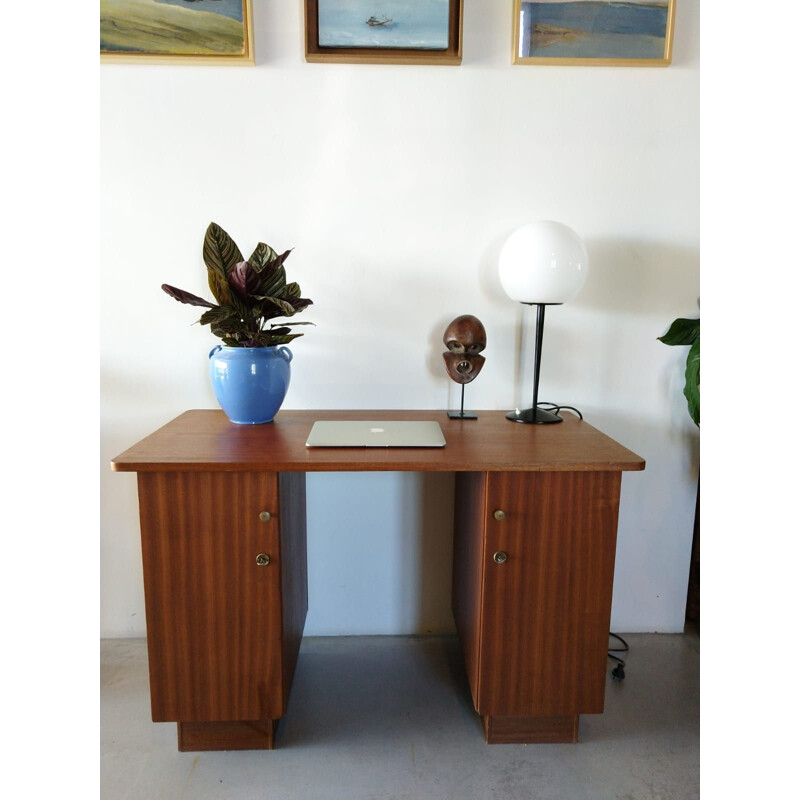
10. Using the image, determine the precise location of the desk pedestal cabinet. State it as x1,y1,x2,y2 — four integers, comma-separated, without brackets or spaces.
137,471,307,750
453,471,621,743
113,410,644,750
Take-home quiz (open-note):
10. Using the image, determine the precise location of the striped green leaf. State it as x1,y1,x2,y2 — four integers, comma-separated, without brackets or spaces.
260,264,287,298
249,242,278,272
262,296,297,317
198,305,238,327
283,281,301,299
203,223,242,304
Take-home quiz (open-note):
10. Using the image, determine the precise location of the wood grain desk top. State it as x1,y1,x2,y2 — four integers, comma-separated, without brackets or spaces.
111,410,645,474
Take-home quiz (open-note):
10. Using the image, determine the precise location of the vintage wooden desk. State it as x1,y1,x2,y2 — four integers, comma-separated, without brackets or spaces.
111,409,644,751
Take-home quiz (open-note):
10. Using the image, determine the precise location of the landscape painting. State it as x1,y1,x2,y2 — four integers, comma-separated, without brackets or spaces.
317,0,450,50
100,0,254,63
514,0,674,65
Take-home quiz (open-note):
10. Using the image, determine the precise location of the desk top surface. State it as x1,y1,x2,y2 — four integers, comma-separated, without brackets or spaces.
111,410,645,473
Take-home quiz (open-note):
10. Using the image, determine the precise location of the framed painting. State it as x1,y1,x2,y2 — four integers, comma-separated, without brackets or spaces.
304,0,463,65
512,0,675,66
100,0,255,64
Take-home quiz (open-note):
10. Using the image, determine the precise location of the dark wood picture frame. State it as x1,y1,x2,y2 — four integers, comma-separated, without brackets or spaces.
304,0,463,65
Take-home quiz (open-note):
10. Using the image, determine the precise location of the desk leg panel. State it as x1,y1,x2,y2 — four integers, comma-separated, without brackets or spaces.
137,471,287,724
452,471,488,711
278,471,308,711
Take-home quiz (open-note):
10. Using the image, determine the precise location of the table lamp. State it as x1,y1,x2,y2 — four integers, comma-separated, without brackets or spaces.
498,220,589,423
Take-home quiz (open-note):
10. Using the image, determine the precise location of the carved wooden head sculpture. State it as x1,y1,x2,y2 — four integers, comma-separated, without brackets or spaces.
443,315,486,384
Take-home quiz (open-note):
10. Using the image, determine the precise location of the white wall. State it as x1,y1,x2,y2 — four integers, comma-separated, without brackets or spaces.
100,0,699,637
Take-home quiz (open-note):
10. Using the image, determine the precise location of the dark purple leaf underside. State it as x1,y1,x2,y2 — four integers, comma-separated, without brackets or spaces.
162,284,216,308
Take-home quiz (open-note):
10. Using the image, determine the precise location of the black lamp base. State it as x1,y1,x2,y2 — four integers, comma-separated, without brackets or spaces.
448,410,478,419
506,407,563,424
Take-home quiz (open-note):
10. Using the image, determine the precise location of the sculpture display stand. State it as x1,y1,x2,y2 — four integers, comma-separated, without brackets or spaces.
449,384,478,420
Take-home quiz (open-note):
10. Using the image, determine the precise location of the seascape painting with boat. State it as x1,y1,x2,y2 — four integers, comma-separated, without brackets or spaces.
318,0,450,50
518,0,673,62
100,0,247,56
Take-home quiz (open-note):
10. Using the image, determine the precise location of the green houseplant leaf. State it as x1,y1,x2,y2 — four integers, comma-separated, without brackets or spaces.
259,259,290,298
254,295,297,318
203,223,242,304
248,242,280,272
659,316,699,427
658,317,699,347
198,306,239,327
684,339,700,426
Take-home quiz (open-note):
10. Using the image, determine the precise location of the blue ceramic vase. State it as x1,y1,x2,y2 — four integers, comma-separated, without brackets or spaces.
209,345,293,424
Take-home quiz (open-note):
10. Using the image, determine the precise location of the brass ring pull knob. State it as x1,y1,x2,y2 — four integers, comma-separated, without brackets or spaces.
493,551,508,564
256,553,271,566
493,510,506,521
259,511,272,522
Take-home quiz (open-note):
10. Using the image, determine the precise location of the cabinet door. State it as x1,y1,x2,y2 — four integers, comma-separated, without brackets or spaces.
477,471,621,717
137,471,284,722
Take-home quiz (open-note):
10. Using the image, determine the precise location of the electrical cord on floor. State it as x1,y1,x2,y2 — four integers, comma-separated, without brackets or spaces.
537,402,584,420
608,633,629,681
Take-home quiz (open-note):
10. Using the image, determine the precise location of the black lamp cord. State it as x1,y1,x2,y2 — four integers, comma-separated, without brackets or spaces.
536,402,584,420
608,633,629,681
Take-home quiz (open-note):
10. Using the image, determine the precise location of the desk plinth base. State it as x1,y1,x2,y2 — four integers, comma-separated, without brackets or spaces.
177,720,279,751
481,714,579,744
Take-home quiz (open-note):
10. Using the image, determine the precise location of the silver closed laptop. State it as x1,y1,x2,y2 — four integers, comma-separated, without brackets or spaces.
305,420,446,448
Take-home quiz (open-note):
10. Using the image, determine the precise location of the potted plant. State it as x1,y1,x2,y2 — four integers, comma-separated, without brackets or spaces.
162,222,313,424
659,313,700,625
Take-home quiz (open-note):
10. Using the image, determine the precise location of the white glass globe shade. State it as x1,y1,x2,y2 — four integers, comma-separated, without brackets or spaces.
498,221,589,304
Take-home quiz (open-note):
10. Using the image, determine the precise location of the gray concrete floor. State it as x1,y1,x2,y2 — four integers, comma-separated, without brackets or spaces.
101,631,699,800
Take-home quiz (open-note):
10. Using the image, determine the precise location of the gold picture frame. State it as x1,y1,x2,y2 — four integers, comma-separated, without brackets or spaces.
304,0,463,65
100,0,255,65
512,0,675,67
